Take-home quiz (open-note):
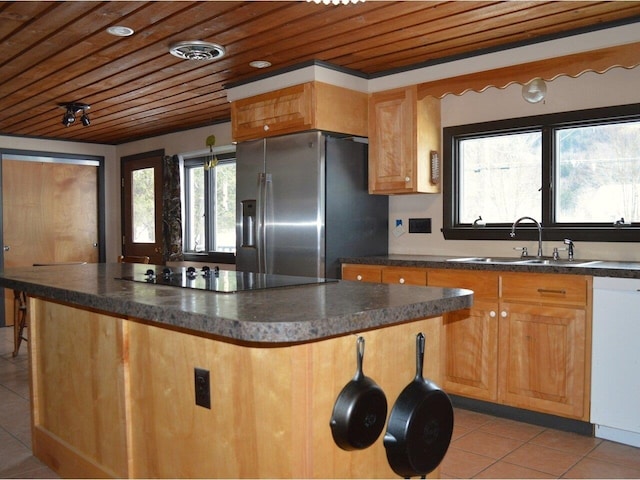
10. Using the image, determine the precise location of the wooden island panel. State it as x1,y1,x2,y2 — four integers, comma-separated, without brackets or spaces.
29,297,444,479
29,298,129,478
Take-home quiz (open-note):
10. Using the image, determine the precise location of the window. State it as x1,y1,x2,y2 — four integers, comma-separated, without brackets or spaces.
132,167,156,243
183,152,236,262
443,103,640,242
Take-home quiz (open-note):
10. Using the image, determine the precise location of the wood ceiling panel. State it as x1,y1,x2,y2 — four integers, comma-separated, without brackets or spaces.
340,1,576,70
0,1,638,144
379,2,640,72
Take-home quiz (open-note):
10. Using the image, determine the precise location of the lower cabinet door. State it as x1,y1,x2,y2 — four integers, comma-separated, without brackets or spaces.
498,302,588,420
441,300,498,402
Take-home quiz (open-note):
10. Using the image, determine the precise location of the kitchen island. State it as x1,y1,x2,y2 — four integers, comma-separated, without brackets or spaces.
0,263,472,479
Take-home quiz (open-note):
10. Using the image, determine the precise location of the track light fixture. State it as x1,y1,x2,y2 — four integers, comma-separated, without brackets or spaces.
59,103,91,127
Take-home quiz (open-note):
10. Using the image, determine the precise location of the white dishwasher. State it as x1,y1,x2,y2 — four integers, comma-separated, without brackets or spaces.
591,276,640,447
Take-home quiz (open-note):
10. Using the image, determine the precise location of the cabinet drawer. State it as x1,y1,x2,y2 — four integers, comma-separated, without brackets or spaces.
342,264,382,283
428,269,499,300
381,267,427,286
501,272,588,306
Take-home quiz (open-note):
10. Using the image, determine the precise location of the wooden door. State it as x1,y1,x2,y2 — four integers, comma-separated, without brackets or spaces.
121,153,163,264
428,269,500,401
368,86,415,194
498,302,587,419
2,159,99,324
441,300,499,401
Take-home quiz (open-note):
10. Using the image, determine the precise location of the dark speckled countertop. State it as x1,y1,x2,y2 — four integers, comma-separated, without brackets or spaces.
0,262,473,345
341,254,640,278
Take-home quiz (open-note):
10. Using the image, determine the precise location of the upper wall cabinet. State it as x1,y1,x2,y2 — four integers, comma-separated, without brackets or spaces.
368,85,441,194
231,81,368,142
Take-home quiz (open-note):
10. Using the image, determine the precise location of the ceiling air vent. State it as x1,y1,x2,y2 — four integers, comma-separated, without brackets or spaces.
169,41,226,61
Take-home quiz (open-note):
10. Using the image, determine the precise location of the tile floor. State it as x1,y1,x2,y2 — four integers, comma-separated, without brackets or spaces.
0,327,58,478
1,325,639,479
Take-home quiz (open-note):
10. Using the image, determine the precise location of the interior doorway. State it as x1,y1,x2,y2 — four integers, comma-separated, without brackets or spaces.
0,150,105,326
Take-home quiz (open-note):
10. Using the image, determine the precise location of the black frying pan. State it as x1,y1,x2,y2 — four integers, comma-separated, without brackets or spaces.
330,336,388,450
383,333,454,477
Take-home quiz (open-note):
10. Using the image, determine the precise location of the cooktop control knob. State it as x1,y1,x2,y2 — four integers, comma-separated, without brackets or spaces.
145,269,155,277
162,267,172,277
186,266,197,277
202,266,211,277
214,266,220,276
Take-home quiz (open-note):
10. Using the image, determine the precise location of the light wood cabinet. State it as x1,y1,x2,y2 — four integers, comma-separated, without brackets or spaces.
381,266,427,286
231,81,368,142
428,269,500,402
368,85,441,194
342,264,428,286
341,264,382,283
347,264,593,420
498,273,591,420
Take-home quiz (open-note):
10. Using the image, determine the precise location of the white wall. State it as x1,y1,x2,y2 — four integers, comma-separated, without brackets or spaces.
389,66,640,261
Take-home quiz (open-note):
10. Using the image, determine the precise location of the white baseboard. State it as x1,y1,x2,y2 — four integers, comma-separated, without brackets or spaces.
594,425,640,448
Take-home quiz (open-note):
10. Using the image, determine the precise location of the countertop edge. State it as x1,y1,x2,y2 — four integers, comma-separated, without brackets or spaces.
340,255,640,278
0,264,473,345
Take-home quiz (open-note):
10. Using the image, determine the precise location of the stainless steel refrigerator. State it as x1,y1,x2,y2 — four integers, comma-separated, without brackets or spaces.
236,131,388,279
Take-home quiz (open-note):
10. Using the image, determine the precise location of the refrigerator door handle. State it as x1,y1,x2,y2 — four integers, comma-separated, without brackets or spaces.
257,172,271,273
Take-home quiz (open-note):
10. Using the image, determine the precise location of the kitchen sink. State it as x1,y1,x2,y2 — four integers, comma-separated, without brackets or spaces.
447,257,602,267
520,258,602,267
446,257,530,264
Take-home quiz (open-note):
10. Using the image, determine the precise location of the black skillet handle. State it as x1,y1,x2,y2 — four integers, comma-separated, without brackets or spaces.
415,332,425,381
354,336,365,381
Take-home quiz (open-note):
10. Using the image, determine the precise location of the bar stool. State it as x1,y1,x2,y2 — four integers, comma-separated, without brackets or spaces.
13,290,27,357
117,255,150,264
11,262,87,356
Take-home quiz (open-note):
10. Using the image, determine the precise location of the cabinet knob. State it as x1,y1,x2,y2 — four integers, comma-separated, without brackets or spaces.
489,311,496,318
501,311,508,318
356,274,363,281
405,176,411,182
264,124,270,131
399,277,405,284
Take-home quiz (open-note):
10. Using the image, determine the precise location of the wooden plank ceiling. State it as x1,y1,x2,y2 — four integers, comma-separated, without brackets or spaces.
1,1,639,145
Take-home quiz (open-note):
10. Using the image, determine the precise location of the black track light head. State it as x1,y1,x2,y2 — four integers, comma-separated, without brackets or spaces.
59,102,91,127
62,108,75,127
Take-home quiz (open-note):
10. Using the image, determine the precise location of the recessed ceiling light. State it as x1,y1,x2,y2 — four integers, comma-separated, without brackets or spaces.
107,25,135,37
169,41,226,61
250,60,272,69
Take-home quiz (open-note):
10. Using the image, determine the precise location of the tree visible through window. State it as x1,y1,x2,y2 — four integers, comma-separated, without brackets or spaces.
132,167,156,243
184,153,236,257
556,122,640,223
459,132,541,224
443,103,640,242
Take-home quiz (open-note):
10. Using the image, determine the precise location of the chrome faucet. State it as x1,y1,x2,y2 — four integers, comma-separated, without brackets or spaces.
510,216,543,257
564,238,575,261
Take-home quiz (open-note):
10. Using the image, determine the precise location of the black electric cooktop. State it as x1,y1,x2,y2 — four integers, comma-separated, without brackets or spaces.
118,266,337,293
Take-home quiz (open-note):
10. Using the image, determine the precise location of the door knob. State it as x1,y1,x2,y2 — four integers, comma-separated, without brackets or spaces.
3,245,9,252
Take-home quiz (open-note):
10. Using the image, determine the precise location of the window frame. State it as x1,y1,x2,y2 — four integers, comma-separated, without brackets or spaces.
443,102,640,243
183,152,236,264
